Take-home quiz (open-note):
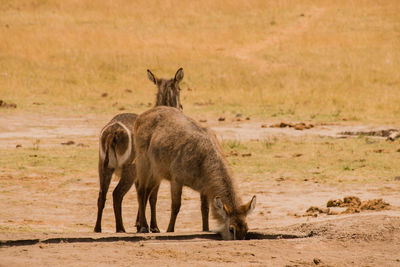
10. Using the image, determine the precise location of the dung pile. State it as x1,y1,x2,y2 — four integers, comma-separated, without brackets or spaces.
303,196,390,217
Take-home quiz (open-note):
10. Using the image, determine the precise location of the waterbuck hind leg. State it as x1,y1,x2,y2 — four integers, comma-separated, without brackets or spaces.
166,180,183,232
200,193,210,231
136,184,151,233
94,162,114,233
149,184,160,233
135,156,151,233
135,180,141,232
113,165,135,233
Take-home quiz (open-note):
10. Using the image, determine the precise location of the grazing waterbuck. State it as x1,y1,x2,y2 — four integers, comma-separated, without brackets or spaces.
94,68,184,233
134,106,256,240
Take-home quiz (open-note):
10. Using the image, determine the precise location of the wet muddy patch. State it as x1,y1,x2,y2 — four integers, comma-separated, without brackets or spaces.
0,231,309,247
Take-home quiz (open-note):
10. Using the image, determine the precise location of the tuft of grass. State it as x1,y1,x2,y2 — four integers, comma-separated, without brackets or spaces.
222,139,245,150
261,137,276,150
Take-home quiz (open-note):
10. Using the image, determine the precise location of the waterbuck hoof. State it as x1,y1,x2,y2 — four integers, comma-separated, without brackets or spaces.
138,226,149,233
150,227,160,233
116,228,126,233
94,226,101,233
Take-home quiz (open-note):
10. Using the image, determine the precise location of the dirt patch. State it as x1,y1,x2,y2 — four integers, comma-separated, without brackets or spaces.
340,129,400,141
270,122,314,130
1,215,399,267
287,214,400,242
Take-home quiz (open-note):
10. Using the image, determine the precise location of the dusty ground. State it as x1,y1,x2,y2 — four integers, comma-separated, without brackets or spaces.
1,113,400,266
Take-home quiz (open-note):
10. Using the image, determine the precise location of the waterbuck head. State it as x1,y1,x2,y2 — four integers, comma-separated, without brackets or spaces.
147,68,184,110
214,195,256,240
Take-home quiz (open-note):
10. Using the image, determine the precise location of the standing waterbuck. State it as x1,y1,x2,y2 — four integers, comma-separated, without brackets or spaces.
134,106,256,240
94,68,184,233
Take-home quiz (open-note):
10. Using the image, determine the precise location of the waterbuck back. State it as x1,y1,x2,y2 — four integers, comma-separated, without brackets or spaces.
134,106,256,240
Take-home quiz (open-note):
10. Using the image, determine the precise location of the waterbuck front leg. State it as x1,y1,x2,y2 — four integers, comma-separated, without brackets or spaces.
112,164,134,233
166,180,183,232
94,161,114,233
200,193,209,231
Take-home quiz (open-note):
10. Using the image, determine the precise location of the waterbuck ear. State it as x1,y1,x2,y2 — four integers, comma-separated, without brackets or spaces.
174,67,184,83
214,197,230,219
243,195,256,215
147,69,157,84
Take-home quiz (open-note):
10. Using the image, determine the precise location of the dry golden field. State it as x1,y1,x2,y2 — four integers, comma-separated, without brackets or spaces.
1,0,400,123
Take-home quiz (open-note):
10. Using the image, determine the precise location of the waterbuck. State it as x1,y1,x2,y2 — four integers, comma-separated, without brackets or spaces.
134,106,256,240
94,68,184,233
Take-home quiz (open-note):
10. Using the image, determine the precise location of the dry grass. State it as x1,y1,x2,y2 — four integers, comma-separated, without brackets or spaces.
1,0,400,123
1,135,399,186
222,136,400,185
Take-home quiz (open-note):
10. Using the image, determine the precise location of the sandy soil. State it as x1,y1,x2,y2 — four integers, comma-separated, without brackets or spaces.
0,112,398,147
1,113,400,266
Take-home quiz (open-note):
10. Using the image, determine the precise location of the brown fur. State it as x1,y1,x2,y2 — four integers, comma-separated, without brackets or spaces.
94,68,184,233
134,106,256,239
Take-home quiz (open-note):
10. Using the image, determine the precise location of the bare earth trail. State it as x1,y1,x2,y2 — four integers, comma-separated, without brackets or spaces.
224,7,326,72
1,113,400,266
0,112,398,148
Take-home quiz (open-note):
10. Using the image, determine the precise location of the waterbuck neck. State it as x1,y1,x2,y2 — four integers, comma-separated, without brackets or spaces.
203,154,241,220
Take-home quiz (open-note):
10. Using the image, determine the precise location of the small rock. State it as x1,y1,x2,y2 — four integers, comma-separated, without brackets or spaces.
32,102,44,105
199,119,207,123
101,93,108,97
16,144,22,148
61,141,75,146
147,102,152,107
125,89,132,93
294,123,305,130
228,151,238,157
261,124,267,128
394,176,400,181
118,106,126,111
77,143,89,147
313,258,321,265
293,153,303,157
245,117,250,120
241,153,252,157
235,113,242,118
218,117,225,122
